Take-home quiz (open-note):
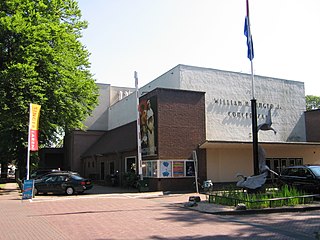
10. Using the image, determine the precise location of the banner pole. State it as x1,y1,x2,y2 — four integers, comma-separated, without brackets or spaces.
26,103,32,180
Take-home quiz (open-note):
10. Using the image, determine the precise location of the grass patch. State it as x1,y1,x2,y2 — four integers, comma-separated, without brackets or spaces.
209,185,315,209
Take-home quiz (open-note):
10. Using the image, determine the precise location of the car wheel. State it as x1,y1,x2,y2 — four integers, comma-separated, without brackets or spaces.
33,187,38,195
66,187,74,195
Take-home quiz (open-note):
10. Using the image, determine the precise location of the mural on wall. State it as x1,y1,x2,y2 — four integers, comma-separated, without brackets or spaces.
139,96,158,157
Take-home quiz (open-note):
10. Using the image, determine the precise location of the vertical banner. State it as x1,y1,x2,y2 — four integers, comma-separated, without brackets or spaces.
26,103,41,181
139,97,158,157
29,103,41,151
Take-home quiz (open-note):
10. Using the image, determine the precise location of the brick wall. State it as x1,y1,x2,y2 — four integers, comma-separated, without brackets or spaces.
305,110,320,142
156,88,206,159
141,88,206,191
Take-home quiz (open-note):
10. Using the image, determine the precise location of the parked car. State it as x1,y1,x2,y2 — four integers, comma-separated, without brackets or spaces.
34,172,93,195
30,169,79,180
30,169,61,179
278,165,320,193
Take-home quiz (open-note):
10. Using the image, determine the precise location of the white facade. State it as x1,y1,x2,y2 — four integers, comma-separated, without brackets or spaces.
108,64,306,143
85,83,134,131
179,65,306,142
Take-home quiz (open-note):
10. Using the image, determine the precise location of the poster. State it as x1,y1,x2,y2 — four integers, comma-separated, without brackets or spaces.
139,97,158,157
22,180,34,200
186,161,195,176
173,161,184,177
160,161,172,177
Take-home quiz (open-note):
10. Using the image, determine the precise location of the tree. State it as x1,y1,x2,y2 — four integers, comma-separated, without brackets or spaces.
306,95,320,111
0,0,98,175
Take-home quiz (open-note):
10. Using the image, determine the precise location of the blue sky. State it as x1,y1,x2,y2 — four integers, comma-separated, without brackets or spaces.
77,0,320,96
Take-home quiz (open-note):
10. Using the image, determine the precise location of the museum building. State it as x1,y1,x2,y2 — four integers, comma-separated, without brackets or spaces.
65,64,320,191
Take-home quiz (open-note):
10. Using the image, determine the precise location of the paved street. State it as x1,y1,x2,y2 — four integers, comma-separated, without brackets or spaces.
1,182,320,240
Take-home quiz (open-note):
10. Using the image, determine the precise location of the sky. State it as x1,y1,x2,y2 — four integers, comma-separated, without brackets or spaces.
77,0,320,96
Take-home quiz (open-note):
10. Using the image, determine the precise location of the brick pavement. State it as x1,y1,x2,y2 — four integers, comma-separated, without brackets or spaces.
1,182,320,239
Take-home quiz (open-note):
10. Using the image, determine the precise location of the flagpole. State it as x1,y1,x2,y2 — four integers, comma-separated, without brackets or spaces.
26,103,32,180
246,0,259,175
135,71,143,181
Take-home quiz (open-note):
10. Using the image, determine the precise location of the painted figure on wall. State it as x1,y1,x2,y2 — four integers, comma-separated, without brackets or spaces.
146,100,155,155
139,97,157,156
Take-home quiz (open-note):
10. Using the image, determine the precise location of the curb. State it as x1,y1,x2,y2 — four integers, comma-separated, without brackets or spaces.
184,203,320,215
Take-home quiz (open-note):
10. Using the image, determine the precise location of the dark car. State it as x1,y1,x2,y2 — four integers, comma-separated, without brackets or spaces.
30,169,60,179
278,165,320,193
34,172,93,195
30,169,80,180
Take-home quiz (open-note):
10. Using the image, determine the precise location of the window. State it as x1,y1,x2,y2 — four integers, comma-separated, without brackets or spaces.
109,162,115,175
57,175,67,182
45,176,58,183
266,157,304,174
144,161,158,177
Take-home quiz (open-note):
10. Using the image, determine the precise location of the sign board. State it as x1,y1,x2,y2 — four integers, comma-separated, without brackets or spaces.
22,180,34,200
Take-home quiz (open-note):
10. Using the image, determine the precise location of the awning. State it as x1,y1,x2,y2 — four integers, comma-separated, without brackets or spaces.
199,140,320,150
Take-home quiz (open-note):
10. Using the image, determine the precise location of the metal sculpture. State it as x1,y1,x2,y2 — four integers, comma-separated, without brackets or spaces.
257,108,277,134
236,146,278,191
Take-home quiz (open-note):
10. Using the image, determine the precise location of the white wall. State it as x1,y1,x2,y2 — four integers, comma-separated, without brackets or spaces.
85,83,110,131
206,145,320,183
139,65,181,96
107,65,182,130
106,64,306,143
107,92,136,130
178,65,306,142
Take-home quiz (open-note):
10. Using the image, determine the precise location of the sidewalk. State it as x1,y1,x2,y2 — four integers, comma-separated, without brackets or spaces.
2,181,320,215
0,182,70,240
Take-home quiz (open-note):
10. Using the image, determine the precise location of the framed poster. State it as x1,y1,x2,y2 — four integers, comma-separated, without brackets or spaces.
173,161,184,177
186,161,195,176
160,161,172,177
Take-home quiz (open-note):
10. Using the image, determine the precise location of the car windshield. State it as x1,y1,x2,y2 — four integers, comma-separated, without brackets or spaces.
309,166,320,177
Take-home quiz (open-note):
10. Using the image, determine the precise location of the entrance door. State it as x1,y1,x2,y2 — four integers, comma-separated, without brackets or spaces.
100,162,105,180
126,157,136,173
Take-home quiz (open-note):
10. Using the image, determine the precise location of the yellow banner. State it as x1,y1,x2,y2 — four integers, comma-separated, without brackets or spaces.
30,104,41,130
29,103,41,151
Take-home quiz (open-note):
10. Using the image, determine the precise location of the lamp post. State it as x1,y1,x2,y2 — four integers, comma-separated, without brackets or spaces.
251,99,259,175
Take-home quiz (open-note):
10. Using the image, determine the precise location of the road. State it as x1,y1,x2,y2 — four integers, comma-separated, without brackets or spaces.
1,183,320,240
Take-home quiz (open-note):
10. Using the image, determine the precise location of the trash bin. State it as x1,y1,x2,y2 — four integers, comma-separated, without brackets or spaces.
137,179,149,192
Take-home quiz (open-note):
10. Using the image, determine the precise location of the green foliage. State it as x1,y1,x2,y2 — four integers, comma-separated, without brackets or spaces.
209,185,311,209
0,0,98,164
306,95,320,110
123,172,138,188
